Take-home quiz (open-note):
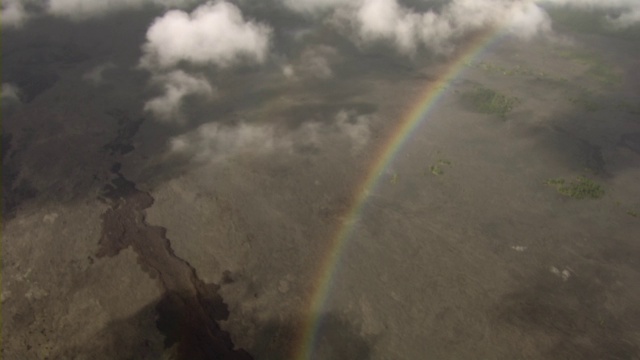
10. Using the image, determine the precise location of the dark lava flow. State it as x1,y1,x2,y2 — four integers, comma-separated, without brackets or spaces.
103,109,144,156
97,112,252,359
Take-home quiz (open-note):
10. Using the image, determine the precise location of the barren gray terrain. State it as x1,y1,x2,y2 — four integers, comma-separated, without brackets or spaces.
2,2,640,359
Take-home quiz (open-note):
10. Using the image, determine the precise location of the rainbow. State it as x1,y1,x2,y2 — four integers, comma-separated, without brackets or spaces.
293,27,504,359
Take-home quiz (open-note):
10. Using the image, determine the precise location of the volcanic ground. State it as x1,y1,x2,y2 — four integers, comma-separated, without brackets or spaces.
2,2,640,360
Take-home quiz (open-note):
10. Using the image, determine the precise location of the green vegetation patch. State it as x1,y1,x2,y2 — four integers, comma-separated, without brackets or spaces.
556,49,621,85
545,6,640,42
587,61,621,85
473,61,567,83
545,178,566,186
613,100,640,115
462,86,519,118
390,172,399,184
428,158,452,176
546,176,605,199
430,165,444,176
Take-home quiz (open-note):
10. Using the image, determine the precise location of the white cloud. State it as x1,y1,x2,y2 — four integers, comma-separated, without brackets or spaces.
281,0,353,13
144,70,214,122
335,110,371,152
282,64,296,78
611,8,640,27
2,83,22,101
140,1,272,70
2,0,198,25
536,0,640,27
1,0,29,27
47,0,197,19
171,122,287,161
504,2,553,38
278,0,553,55
83,63,116,85
301,46,337,78
349,0,552,54
279,0,631,53
170,109,373,162
4,0,640,33
355,0,422,53
48,0,143,18
283,45,339,80
538,0,640,8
